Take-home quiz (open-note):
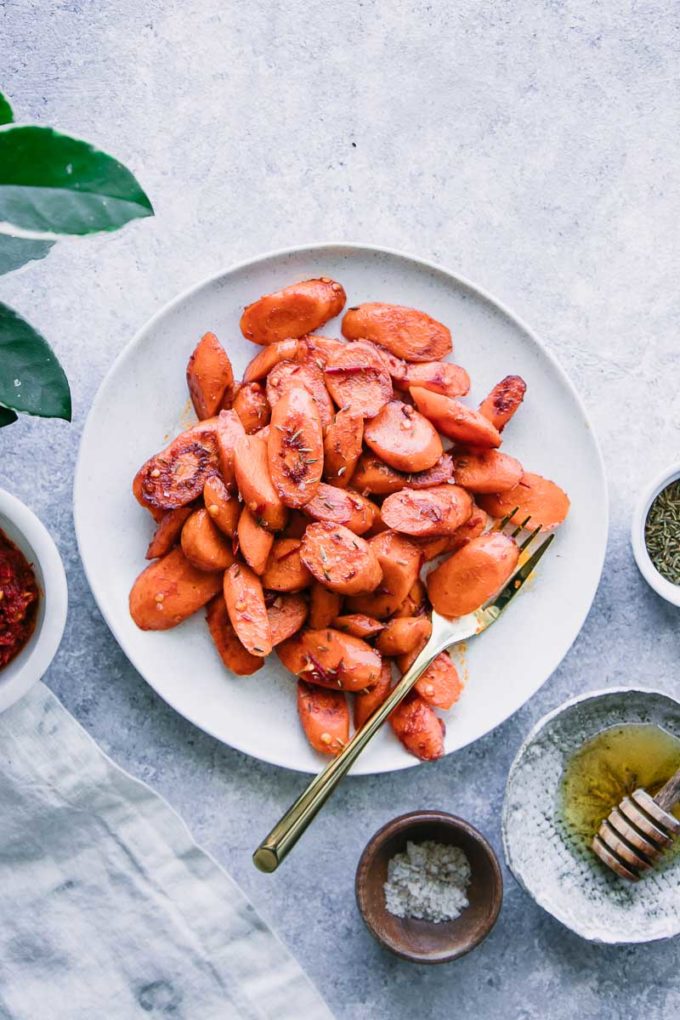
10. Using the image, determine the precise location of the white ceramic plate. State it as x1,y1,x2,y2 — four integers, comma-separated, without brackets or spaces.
74,243,607,774
502,688,680,943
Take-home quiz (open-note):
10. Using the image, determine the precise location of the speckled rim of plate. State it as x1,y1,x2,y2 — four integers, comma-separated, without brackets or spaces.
502,687,680,944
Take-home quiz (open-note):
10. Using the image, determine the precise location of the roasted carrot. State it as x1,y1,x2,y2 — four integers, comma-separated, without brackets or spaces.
479,374,526,431
414,652,462,710
323,408,364,488
206,595,263,676
453,449,523,494
266,359,334,429
381,485,473,537
308,582,343,629
364,400,443,473
410,387,502,448
299,334,346,367
243,339,302,383
390,692,445,760
332,614,385,639
394,577,428,618
300,522,382,595
404,361,470,398
215,409,246,488
267,592,308,645
346,530,421,618
297,681,349,755
237,507,274,575
136,421,220,511
354,659,393,729
477,471,570,530
233,433,287,531
181,508,235,572
223,563,272,656
303,483,375,535
233,382,271,434
130,547,222,630
412,535,453,561
203,475,240,536
277,628,382,691
448,505,489,551
133,470,164,521
342,303,452,362
262,538,312,591
240,278,346,345
427,531,519,617
351,451,454,496
323,341,393,418
375,615,432,656
146,506,193,559
267,386,323,508
187,332,235,420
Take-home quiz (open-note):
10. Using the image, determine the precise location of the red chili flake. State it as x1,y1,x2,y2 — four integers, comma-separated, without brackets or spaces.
0,528,39,670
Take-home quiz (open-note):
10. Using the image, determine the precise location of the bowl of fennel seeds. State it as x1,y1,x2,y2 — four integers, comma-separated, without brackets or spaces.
632,466,680,606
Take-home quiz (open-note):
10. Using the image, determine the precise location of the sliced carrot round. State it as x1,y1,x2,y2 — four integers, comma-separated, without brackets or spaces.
267,386,323,508
390,692,445,760
266,592,308,645
297,680,350,755
204,475,239,536
394,577,428,618
300,522,382,596
130,547,222,631
332,614,385,639
233,382,271,434
298,334,346,367
308,582,343,629
243,339,302,383
323,341,392,418
477,471,570,530
262,538,312,591
427,531,519,618
277,627,381,691
187,331,234,420
240,278,346,345
448,505,489,551
414,652,462,710
237,507,274,575
404,361,470,398
137,424,220,511
452,449,523,493
146,506,193,560
346,531,421,618
303,482,375,534
323,408,364,488
479,374,527,431
215,409,246,489
375,615,432,656
342,303,452,362
233,433,287,531
410,387,501,448
266,359,334,429
364,400,443,472
181,508,235,571
223,563,272,657
206,595,263,676
354,660,393,729
381,485,473,537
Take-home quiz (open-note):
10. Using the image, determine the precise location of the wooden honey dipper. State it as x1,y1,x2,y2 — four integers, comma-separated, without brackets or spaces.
592,766,680,880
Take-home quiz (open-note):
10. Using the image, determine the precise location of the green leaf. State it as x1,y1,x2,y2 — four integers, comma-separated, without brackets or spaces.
0,303,71,420
0,233,53,275
0,125,154,237
0,92,13,126
0,406,18,427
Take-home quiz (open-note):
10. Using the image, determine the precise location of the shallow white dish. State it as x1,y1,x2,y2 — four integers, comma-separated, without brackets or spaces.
503,688,680,944
74,242,608,774
0,488,68,712
631,462,680,607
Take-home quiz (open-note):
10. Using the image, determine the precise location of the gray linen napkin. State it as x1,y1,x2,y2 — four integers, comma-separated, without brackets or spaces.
0,683,332,1020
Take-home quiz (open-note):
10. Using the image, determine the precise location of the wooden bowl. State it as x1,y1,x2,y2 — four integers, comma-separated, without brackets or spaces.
355,811,503,963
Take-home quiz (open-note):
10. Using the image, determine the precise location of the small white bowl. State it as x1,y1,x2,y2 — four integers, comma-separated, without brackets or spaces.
631,462,680,607
0,489,68,712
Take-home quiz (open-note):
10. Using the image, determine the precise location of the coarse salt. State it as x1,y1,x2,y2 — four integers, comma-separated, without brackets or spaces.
384,840,471,922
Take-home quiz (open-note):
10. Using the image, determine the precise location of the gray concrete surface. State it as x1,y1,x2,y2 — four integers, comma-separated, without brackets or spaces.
3,2,680,1016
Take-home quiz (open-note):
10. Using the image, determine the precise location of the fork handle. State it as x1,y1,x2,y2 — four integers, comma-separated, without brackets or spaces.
252,639,442,872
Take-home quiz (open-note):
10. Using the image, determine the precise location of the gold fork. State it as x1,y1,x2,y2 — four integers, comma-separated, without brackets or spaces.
253,516,554,872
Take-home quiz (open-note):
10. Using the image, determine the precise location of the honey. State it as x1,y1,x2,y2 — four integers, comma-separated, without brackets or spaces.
559,724,680,848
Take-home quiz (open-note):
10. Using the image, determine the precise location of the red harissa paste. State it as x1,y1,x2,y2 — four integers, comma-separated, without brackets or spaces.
0,528,39,669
